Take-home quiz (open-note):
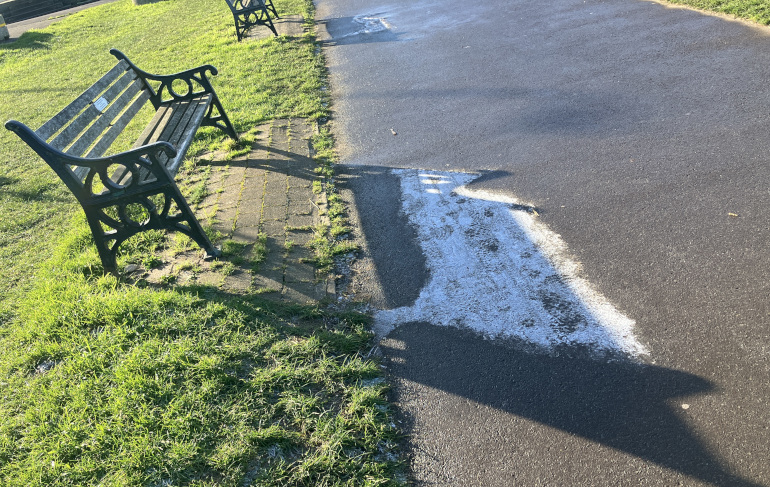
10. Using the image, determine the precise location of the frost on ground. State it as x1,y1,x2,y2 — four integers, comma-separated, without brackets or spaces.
374,169,649,358
330,14,390,39
331,2,487,41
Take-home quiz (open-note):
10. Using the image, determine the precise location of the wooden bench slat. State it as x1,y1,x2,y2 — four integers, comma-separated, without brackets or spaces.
65,79,144,157
155,98,194,147
69,89,157,187
70,165,89,182
86,89,151,159
133,103,174,148
69,93,202,185
124,95,211,183
116,97,202,185
160,98,201,147
37,60,130,141
51,70,140,152
132,95,211,164
119,103,179,186
164,96,212,175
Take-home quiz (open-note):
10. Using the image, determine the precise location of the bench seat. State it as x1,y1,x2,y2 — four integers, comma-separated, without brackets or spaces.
5,49,238,274
134,94,214,175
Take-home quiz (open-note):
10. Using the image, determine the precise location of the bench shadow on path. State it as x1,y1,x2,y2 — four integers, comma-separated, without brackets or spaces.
206,142,318,182
341,165,763,487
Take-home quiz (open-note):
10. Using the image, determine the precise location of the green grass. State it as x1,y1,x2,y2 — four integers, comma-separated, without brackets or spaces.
0,0,326,304
0,0,404,484
664,0,770,24
0,235,401,485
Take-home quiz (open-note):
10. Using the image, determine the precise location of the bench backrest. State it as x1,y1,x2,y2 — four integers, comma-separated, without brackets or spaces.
37,60,151,173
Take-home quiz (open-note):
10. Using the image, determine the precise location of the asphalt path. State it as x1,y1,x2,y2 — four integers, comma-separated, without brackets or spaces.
316,0,770,485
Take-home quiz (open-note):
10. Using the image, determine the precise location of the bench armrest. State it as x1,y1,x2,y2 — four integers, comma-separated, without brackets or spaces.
6,119,178,203
110,48,219,108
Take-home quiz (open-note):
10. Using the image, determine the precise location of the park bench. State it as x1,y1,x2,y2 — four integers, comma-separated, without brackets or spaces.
224,0,278,40
5,48,239,275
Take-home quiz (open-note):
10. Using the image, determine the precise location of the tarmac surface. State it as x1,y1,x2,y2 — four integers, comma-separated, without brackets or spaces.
316,0,770,485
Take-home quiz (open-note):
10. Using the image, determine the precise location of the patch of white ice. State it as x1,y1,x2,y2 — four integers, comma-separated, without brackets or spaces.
374,169,649,358
334,14,392,39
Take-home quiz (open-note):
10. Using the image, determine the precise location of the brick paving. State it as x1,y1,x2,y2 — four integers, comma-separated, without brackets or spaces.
122,17,327,304
139,118,333,305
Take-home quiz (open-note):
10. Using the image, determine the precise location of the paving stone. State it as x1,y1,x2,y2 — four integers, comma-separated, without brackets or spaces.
217,191,241,210
262,205,288,222
213,208,237,233
198,194,219,212
263,191,288,208
238,202,262,220
236,210,261,228
287,193,312,207
261,217,286,232
222,270,252,293
135,118,331,304
264,166,288,182
263,260,285,276
221,171,246,190
263,235,285,252
204,169,226,188
232,225,262,242
284,261,316,284
252,275,283,294
286,231,314,247
281,285,316,305
288,173,312,186
276,15,305,37
242,175,265,196
286,215,316,230
287,204,313,216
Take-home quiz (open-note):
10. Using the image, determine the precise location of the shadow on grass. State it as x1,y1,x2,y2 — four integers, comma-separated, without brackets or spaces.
0,176,18,188
0,180,72,203
0,31,54,51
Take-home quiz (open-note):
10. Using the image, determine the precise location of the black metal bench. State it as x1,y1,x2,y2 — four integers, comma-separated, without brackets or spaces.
224,0,278,40
5,49,238,274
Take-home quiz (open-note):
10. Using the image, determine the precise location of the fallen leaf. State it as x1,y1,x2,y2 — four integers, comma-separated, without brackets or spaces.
728,212,739,217
390,128,397,136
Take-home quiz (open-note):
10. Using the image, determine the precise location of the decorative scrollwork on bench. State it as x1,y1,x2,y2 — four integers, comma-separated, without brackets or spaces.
224,0,278,40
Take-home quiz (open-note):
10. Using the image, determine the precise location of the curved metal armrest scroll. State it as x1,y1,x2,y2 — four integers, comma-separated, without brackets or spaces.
110,49,218,104
86,142,178,198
